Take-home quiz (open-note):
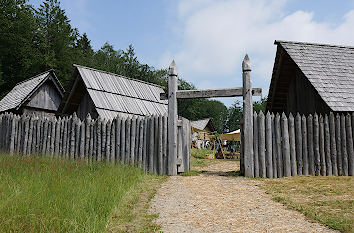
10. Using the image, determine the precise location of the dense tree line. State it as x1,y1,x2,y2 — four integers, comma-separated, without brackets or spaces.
0,0,266,133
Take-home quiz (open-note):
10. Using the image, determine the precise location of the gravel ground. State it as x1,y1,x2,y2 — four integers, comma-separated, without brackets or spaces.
149,160,337,233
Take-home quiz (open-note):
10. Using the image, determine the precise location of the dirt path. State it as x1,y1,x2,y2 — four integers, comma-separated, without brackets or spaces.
149,160,337,233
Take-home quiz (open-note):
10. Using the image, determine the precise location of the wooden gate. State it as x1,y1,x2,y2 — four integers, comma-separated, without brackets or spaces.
162,56,261,175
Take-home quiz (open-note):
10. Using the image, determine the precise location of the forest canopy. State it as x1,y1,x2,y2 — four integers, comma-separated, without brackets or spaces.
0,0,266,133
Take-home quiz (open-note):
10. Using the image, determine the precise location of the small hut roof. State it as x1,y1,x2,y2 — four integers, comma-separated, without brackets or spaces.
191,118,215,132
268,40,354,112
59,65,168,119
0,70,64,113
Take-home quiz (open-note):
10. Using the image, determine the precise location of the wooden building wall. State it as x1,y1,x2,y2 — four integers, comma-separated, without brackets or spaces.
21,80,62,117
285,69,331,115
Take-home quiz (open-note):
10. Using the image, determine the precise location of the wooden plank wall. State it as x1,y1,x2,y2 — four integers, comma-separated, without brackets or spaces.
0,112,190,175
251,111,354,177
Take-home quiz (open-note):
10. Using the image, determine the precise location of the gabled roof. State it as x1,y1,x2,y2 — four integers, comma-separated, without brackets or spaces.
0,70,64,113
271,40,354,112
191,118,215,132
60,65,168,119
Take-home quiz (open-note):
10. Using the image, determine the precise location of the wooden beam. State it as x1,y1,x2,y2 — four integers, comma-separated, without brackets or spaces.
160,88,262,100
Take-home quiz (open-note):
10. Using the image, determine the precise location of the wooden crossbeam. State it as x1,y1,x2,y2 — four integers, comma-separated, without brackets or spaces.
160,87,262,100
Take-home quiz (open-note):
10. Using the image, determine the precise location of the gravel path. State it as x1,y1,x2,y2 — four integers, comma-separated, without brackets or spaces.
149,160,337,233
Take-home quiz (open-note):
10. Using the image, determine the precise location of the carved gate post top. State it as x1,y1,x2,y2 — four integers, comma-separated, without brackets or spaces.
168,60,178,76
242,54,251,72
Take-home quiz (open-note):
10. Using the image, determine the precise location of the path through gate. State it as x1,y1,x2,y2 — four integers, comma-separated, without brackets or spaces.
163,55,261,176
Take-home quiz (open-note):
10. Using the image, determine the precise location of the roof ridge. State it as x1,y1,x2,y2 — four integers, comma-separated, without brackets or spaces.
275,40,354,49
73,64,165,89
15,69,53,87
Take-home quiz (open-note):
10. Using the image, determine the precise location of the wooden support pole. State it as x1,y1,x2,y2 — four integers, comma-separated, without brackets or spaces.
101,119,107,160
340,114,348,176
120,118,126,164
313,113,320,176
242,54,254,177
125,118,131,164
335,114,342,175
307,114,315,175
105,120,111,162
85,114,92,160
324,114,332,176
271,113,278,178
258,111,266,177
346,114,354,176
110,120,116,163
97,118,102,161
289,113,297,176
265,112,273,178
158,116,163,174
275,113,283,177
149,116,155,173
281,113,291,177
319,115,326,176
130,117,136,164
138,119,144,167
253,112,259,177
115,118,121,163
80,121,85,160
168,60,178,175
329,113,338,175
143,117,148,172
295,113,303,175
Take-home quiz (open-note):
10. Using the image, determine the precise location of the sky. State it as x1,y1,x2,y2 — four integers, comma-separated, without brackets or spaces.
30,0,354,106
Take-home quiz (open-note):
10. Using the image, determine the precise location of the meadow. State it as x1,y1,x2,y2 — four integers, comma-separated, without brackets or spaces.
0,155,164,232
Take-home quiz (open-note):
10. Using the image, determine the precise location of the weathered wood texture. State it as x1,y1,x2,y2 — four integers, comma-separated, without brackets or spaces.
0,112,188,175
251,111,354,178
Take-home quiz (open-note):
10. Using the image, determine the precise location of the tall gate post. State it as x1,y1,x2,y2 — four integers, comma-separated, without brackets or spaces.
168,60,178,175
242,55,254,177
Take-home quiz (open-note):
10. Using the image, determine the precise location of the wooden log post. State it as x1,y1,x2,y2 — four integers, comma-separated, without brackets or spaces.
97,118,102,161
346,114,354,176
271,113,278,178
335,114,343,175
55,117,61,157
242,55,254,177
295,113,303,175
275,113,283,177
89,119,94,162
134,118,140,164
168,61,178,175
105,120,111,162
125,118,131,164
130,117,136,164
115,118,121,163
142,117,148,171
289,113,297,176
313,113,320,176
149,116,155,173
158,116,163,175
329,113,338,175
9,115,16,155
155,116,160,173
110,119,116,163
265,112,273,178
307,114,315,175
319,115,326,176
85,114,92,160
138,119,144,167
324,114,332,176
120,118,126,164
80,121,85,160
92,119,97,161
258,111,266,177
281,113,291,177
340,114,348,176
50,118,56,156
253,112,259,177
101,119,107,161
24,116,30,155
162,115,168,174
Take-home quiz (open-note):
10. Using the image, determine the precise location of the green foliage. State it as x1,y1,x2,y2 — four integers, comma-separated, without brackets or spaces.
0,155,162,232
191,148,214,159
253,97,267,114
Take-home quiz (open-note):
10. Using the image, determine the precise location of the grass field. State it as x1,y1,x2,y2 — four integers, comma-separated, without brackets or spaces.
0,155,165,233
261,176,354,233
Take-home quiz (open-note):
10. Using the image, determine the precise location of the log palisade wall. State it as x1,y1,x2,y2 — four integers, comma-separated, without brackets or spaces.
0,112,190,175
250,111,354,177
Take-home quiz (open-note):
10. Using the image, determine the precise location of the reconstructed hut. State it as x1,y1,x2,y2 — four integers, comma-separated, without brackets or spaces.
0,70,64,116
58,65,168,120
267,40,354,115
191,118,216,149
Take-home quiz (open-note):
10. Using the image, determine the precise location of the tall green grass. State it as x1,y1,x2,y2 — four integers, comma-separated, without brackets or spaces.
0,155,154,232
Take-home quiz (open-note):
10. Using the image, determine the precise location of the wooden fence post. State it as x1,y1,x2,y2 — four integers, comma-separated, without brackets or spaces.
282,113,291,177
307,114,315,175
288,113,297,176
345,114,354,176
295,113,302,175
324,114,332,176
313,113,320,176
341,114,348,176
329,113,338,175
335,114,343,175
258,111,266,177
168,60,178,175
271,113,278,178
253,112,259,177
242,54,254,177
275,113,283,177
319,115,326,176
265,112,273,178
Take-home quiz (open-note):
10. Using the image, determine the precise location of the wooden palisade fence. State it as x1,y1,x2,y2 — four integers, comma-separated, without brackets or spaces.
0,112,190,175
251,111,354,177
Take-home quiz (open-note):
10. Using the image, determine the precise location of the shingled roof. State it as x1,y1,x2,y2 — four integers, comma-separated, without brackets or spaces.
59,65,168,119
269,40,354,112
191,118,215,132
0,70,64,113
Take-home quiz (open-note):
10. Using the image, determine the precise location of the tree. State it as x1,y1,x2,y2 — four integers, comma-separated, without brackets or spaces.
253,97,267,113
226,100,243,132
